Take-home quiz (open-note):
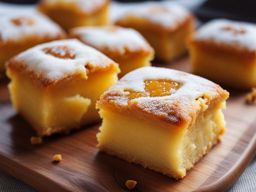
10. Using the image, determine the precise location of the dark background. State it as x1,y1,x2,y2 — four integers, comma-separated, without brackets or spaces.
0,0,256,22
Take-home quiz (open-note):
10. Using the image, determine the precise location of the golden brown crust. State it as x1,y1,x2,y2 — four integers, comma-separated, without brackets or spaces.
115,13,194,34
97,67,229,127
190,19,256,58
7,59,118,87
69,26,154,58
6,39,119,87
190,39,256,59
71,32,153,58
38,0,109,16
0,28,65,47
98,89,227,128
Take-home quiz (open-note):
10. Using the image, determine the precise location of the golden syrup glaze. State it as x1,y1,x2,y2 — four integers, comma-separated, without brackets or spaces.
126,79,181,99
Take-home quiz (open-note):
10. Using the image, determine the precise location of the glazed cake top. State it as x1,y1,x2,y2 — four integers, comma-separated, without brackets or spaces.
115,2,191,31
70,26,153,55
194,19,256,52
0,11,64,43
40,0,108,14
7,39,119,85
98,67,229,126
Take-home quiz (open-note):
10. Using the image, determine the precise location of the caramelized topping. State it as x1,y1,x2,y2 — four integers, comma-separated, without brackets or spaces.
43,46,76,59
126,79,181,99
11,17,35,26
222,25,246,35
145,79,180,97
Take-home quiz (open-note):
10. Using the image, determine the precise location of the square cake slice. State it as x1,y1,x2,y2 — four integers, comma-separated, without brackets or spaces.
96,67,229,179
189,19,256,89
0,11,65,72
70,26,154,77
6,39,119,136
38,0,109,30
114,2,194,63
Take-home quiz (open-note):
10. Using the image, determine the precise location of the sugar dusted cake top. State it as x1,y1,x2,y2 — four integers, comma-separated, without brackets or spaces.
98,67,229,125
39,0,108,14
194,19,256,52
115,2,191,31
7,39,119,85
70,26,153,55
0,11,64,43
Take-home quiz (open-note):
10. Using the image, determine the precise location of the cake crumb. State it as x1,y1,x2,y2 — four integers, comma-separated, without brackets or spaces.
30,136,42,145
52,154,62,163
246,88,256,105
125,179,137,190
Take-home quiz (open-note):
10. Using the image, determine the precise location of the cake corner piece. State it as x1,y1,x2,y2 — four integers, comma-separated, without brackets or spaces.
114,2,195,63
69,25,154,77
189,19,256,90
6,39,120,136
96,66,229,179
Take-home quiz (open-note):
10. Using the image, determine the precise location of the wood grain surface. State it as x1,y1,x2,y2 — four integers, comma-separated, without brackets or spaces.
0,58,255,192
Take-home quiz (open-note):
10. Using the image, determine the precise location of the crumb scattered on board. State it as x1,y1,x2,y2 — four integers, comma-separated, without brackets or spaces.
30,136,42,145
52,154,62,163
246,88,256,105
125,179,137,190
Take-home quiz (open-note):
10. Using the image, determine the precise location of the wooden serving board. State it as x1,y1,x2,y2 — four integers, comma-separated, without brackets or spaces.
0,58,256,192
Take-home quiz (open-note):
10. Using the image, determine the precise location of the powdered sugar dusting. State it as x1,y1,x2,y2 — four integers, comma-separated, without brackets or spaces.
110,67,220,99
11,39,117,82
0,11,64,43
195,19,256,51
71,26,152,55
116,2,190,30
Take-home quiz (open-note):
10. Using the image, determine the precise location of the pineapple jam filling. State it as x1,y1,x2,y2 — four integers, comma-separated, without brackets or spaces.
43,46,76,59
11,17,35,26
127,79,181,99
